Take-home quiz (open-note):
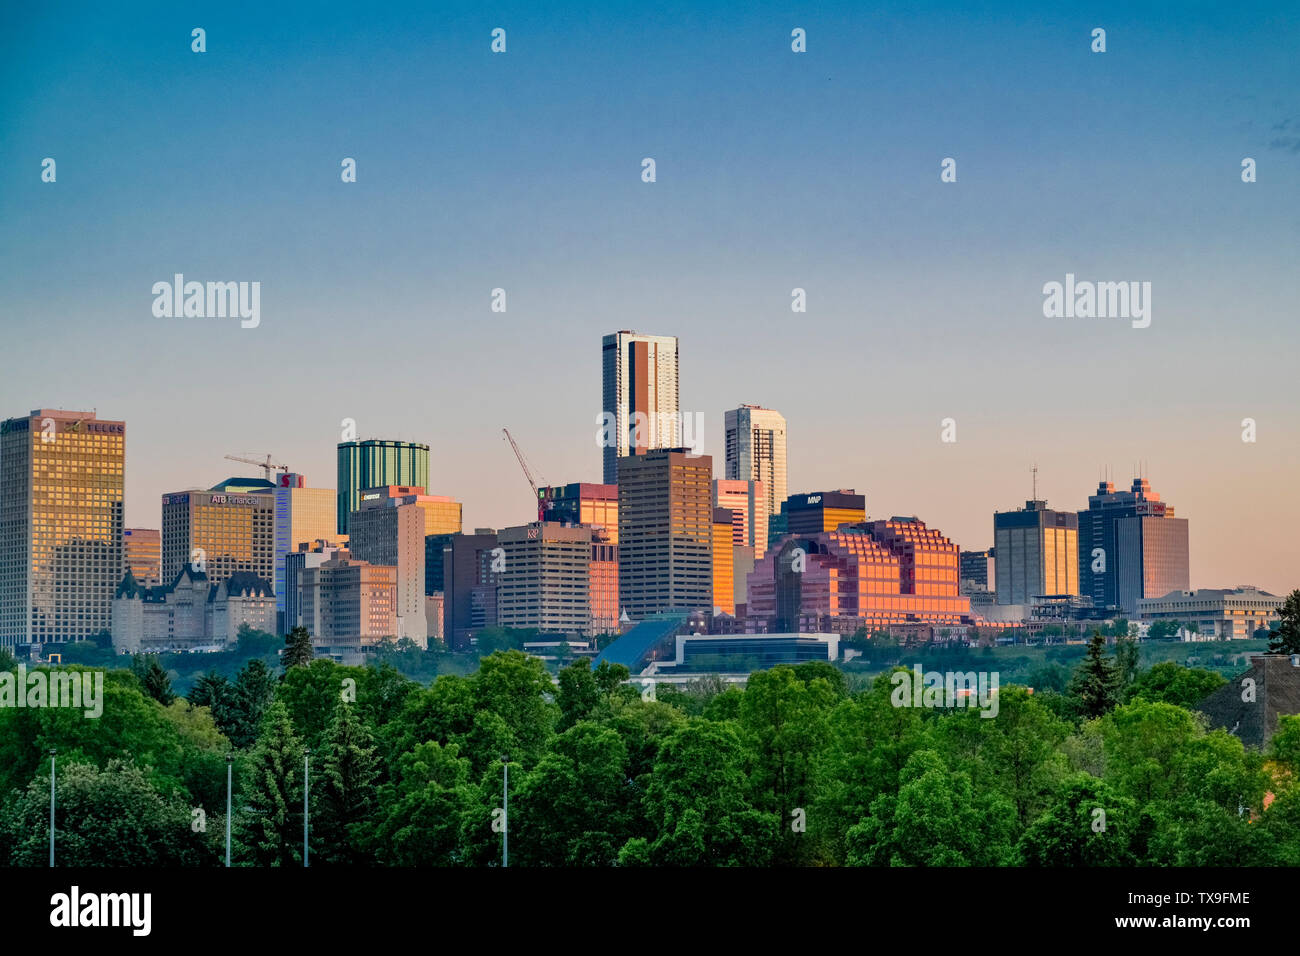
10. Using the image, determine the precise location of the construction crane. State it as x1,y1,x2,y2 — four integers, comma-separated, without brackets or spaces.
502,428,547,521
225,453,288,482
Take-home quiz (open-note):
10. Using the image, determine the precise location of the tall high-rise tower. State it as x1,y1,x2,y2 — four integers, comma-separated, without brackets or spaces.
336,439,429,534
0,409,126,647
601,331,680,484
993,499,1079,604
724,404,787,525
1078,477,1189,613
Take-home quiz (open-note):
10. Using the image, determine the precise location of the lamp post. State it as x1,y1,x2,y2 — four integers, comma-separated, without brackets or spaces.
225,754,234,867
501,754,509,868
303,747,311,868
48,748,57,867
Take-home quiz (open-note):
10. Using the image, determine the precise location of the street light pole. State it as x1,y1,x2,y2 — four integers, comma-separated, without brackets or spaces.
501,754,509,868
225,754,233,867
48,748,57,868
303,747,311,868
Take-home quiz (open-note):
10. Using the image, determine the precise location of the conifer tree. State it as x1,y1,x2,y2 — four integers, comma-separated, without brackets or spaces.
239,701,305,866
315,701,380,865
1070,631,1119,719
1268,590,1300,655
282,625,314,669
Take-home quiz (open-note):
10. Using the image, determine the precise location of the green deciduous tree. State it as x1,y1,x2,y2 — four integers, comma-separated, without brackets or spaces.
513,722,637,866
0,759,216,866
556,659,602,731
846,749,1016,866
737,666,838,863
624,718,776,866
1125,661,1226,708
1017,775,1146,866
371,740,473,866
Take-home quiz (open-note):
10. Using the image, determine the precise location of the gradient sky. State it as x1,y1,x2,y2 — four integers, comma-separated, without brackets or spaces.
2,1,1297,594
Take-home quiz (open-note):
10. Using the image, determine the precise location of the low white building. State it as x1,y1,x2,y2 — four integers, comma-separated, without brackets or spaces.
111,565,276,653
1137,586,1281,640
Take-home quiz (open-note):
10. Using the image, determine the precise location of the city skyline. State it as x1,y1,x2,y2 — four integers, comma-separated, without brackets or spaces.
2,3,1297,595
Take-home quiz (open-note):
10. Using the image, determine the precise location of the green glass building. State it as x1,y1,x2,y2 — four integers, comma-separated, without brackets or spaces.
336,439,429,534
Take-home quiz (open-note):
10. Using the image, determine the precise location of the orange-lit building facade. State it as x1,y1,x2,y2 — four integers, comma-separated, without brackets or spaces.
123,528,162,586
784,489,866,535
589,527,619,635
0,409,125,647
540,483,618,544
712,478,768,559
747,517,971,634
712,508,736,615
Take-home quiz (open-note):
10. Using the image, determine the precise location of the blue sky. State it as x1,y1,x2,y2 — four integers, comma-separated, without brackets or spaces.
2,1,1297,592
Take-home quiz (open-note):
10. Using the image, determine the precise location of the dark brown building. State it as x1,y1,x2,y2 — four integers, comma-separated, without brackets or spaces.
1198,654,1300,749
617,448,712,621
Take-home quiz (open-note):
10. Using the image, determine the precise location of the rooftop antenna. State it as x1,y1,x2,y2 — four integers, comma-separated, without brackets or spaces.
1032,463,1038,501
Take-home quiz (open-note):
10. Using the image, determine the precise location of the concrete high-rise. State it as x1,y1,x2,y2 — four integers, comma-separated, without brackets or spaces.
617,448,713,621
497,522,592,635
347,487,429,646
601,331,680,484
336,439,430,534
0,409,125,648
994,500,1078,604
161,477,277,590
299,551,398,659
1078,477,1190,614
724,404,787,524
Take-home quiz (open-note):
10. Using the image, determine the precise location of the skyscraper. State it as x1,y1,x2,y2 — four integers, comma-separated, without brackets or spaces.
347,487,429,646
272,473,338,617
336,439,430,534
601,331,680,484
0,409,125,648
724,404,787,523
442,530,499,650
1078,477,1190,613
993,499,1079,604
161,477,277,589
617,448,713,621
